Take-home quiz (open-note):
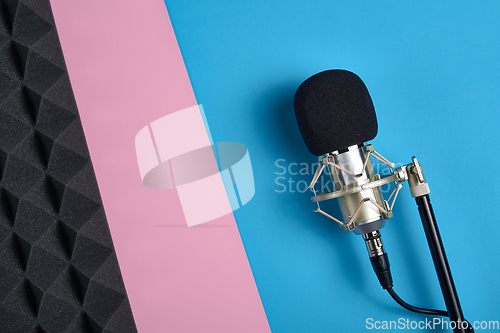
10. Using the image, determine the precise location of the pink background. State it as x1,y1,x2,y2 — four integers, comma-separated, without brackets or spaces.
50,1,270,332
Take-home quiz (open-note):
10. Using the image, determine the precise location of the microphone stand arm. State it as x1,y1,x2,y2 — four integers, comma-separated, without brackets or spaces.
406,157,468,333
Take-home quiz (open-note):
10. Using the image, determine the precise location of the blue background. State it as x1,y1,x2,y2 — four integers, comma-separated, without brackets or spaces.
164,1,500,331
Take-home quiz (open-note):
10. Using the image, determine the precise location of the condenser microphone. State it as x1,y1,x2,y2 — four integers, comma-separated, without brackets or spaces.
294,68,394,291
293,69,473,333
294,69,391,236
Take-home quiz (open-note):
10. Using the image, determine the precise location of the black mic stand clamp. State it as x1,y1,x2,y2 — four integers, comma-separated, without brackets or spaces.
405,157,470,333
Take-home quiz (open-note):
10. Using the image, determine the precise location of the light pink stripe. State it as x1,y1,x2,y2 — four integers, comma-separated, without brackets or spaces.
50,1,270,332
135,126,159,180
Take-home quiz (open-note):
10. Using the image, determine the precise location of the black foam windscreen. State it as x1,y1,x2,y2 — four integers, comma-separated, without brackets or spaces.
294,69,378,155
0,0,137,332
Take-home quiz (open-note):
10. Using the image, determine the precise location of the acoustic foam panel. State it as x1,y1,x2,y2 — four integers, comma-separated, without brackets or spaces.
0,0,137,331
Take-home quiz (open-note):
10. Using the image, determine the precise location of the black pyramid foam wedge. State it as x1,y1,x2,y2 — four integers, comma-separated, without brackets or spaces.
0,0,137,331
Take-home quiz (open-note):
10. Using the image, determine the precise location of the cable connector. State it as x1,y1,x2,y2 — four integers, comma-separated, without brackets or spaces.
363,230,393,289
369,252,393,289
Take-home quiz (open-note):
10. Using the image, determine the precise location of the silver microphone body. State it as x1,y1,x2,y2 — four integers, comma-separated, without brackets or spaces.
329,144,387,235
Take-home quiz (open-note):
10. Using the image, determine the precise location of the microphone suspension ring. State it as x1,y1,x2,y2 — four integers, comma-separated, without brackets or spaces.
308,145,405,232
